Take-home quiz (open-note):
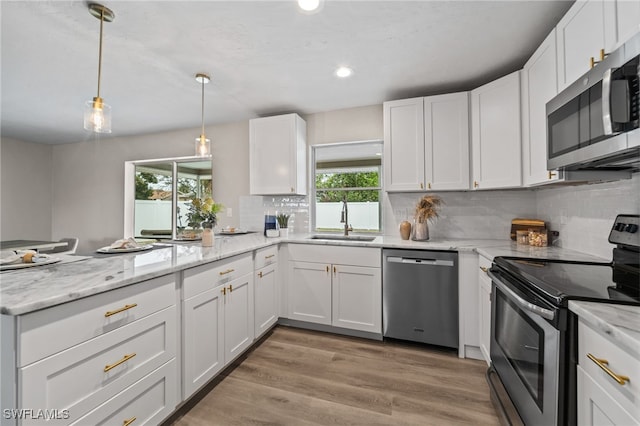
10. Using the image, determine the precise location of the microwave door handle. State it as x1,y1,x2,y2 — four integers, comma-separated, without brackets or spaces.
602,68,614,135
488,271,556,321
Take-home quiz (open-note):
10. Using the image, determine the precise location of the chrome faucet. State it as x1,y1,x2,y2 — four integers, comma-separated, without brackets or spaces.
340,196,353,236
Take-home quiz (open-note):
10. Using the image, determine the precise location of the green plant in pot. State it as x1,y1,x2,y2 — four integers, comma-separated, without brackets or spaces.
413,195,443,241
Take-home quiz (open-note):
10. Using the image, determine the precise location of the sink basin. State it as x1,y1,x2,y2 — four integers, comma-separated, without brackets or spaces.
309,235,376,242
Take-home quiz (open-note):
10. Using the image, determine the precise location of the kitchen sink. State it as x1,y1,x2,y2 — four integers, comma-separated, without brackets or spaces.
309,235,376,242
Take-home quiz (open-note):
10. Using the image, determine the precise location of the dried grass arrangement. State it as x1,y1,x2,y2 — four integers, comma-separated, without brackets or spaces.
414,195,443,223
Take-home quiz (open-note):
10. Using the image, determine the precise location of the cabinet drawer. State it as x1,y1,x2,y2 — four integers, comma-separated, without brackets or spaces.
70,359,177,426
183,253,252,299
578,319,640,419
288,244,381,267
18,274,175,367
19,306,176,424
479,255,492,271
255,245,278,270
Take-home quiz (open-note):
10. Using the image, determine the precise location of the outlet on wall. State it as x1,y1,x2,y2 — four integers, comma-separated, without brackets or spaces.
226,208,233,218
560,209,568,225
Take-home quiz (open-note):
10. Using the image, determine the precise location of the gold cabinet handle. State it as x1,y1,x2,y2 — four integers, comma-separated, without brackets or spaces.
590,56,596,69
265,254,275,259
590,48,608,68
326,265,329,273
333,266,337,274
229,284,233,293
427,182,431,189
480,266,488,273
219,268,234,276
548,171,557,179
123,417,136,426
104,353,136,372
587,353,630,385
258,271,263,278
221,287,227,296
291,187,294,193
474,181,479,188
420,182,424,189
105,303,138,318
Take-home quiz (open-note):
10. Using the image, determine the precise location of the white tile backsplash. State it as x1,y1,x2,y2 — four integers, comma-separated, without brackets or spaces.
239,195,309,234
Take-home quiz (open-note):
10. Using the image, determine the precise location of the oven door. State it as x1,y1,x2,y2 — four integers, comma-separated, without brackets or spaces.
488,270,561,426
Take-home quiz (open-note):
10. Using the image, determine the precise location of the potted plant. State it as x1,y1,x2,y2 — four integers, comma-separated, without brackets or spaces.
412,195,443,241
185,197,223,244
276,213,290,237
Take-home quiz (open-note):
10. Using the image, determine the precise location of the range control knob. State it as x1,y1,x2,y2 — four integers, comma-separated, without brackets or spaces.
625,223,638,233
615,222,627,231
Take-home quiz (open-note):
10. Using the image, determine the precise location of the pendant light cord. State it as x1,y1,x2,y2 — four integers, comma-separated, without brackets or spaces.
97,8,104,99
201,78,206,138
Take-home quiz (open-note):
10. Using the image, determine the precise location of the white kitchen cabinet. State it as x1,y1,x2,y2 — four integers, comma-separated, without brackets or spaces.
288,261,332,325
254,246,279,338
522,29,563,186
287,244,381,334
182,254,253,399
604,0,640,51
577,317,640,423
249,113,307,195
471,71,522,190
383,94,470,192
478,255,492,365
458,251,481,360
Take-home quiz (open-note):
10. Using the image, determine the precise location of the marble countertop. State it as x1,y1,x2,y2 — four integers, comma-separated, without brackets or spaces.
569,301,640,356
0,233,606,316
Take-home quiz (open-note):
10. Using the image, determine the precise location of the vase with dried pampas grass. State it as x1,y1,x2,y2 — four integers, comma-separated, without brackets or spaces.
412,195,443,241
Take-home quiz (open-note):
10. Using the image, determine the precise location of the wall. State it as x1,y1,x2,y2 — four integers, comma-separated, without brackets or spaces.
536,173,640,259
0,137,53,242
51,121,248,253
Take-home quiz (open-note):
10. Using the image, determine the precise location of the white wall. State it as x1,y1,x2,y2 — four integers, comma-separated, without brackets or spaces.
0,137,53,241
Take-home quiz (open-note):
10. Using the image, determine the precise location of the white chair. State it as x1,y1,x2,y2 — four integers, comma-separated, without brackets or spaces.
46,238,79,255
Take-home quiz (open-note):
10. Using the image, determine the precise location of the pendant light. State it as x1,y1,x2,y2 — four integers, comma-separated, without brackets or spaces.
84,3,114,133
195,73,212,157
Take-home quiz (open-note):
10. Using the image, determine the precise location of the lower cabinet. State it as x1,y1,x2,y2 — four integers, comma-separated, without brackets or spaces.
181,254,254,399
478,255,492,365
287,244,382,334
577,365,637,426
254,246,279,338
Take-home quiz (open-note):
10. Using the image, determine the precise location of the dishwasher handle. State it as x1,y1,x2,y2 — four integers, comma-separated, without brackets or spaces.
386,256,454,267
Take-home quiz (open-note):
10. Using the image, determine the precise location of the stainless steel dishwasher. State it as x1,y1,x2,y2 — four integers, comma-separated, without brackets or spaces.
382,249,458,348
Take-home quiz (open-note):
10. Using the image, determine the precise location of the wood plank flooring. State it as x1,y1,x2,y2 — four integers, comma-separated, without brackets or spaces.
170,326,500,425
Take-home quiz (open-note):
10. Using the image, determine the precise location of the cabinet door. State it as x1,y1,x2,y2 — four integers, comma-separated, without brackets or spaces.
183,286,225,398
224,273,255,363
288,261,332,325
255,263,278,338
478,265,492,365
604,0,640,52
424,92,470,190
249,114,306,195
471,71,522,189
383,98,426,191
577,366,638,426
331,264,381,333
557,0,607,91
522,29,562,186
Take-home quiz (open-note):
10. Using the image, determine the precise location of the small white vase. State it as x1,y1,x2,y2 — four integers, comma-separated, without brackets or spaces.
280,228,289,238
411,220,429,241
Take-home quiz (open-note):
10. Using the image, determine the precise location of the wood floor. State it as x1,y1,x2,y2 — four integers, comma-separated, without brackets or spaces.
171,326,500,426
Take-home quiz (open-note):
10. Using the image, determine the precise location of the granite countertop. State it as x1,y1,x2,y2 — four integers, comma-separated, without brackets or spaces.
0,233,606,316
569,301,640,356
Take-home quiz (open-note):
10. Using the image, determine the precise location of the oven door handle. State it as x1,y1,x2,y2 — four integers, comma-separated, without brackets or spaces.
488,271,556,321
603,68,613,135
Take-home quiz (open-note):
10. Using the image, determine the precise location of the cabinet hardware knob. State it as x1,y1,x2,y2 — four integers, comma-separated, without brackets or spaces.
474,181,479,188
105,303,138,318
480,266,488,273
219,268,234,276
123,417,137,426
420,183,424,189
229,284,233,293
221,287,227,295
548,171,557,179
587,353,630,385
104,353,136,372
258,271,263,278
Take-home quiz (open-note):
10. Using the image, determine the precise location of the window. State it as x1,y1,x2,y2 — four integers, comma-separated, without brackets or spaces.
312,141,383,233
125,157,212,239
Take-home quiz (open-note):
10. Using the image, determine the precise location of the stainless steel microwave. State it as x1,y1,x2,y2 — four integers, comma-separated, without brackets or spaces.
547,33,640,172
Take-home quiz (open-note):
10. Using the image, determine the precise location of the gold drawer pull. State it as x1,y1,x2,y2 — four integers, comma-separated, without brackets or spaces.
105,303,138,317
265,254,275,259
420,183,424,189
123,417,136,426
219,268,234,276
474,181,479,188
258,271,263,278
548,171,557,179
333,266,337,274
229,284,233,293
104,353,136,372
326,265,329,273
221,287,226,295
480,266,488,273
587,353,630,385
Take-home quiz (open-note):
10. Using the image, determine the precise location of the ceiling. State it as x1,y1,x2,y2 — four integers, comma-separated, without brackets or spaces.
1,0,574,145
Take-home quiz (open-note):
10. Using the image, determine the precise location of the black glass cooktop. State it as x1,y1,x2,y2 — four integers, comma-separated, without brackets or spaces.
494,257,640,306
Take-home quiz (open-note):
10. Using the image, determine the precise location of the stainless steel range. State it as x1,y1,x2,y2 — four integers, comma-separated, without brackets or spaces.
486,214,639,426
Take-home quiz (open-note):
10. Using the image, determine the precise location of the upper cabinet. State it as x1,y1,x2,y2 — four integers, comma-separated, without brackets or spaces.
557,0,640,92
383,93,470,192
522,29,562,186
471,71,522,190
249,113,307,195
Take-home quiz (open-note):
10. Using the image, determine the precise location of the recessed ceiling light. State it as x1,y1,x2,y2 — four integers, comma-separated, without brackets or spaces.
335,66,353,78
298,0,320,12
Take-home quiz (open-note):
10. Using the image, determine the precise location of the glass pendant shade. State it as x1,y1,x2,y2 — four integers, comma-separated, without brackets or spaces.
84,97,112,133
195,135,211,157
